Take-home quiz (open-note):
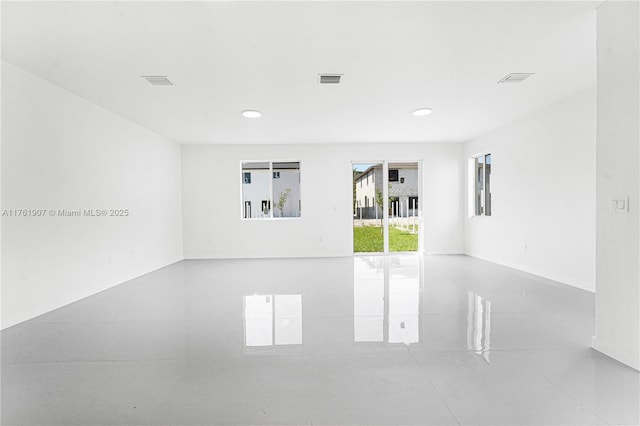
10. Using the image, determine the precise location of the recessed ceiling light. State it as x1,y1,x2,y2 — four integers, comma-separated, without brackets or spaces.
413,108,432,116
242,110,262,118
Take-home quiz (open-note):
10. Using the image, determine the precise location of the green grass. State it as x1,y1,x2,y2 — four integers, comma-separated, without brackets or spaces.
353,226,418,252
389,226,419,252
353,226,384,252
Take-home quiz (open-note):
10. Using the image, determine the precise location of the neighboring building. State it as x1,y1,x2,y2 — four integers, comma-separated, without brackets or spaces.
242,162,301,218
354,165,383,219
354,163,418,220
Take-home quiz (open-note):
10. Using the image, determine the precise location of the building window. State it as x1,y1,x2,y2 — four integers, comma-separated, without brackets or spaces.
408,196,418,211
389,169,399,182
241,161,301,219
261,200,271,215
471,153,491,216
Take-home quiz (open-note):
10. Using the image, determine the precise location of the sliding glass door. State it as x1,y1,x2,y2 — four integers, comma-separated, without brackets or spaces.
388,162,419,252
353,161,421,253
353,162,384,253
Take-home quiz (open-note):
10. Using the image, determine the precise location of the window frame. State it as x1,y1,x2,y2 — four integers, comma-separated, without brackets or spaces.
240,160,302,220
469,153,492,217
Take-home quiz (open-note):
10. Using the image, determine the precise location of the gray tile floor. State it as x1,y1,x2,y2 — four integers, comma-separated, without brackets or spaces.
1,255,638,425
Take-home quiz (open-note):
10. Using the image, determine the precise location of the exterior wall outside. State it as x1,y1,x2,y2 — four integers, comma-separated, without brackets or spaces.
242,167,301,219
355,165,419,219
242,168,271,218
389,168,418,198
273,170,301,218
355,167,382,219
389,166,419,217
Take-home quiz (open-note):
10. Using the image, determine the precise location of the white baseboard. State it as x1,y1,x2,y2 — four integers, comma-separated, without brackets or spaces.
592,336,640,371
465,251,595,293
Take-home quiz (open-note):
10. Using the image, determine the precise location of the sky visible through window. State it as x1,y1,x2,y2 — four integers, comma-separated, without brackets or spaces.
353,163,376,172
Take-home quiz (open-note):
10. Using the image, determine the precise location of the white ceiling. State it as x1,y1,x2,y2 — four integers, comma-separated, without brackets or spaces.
2,1,598,145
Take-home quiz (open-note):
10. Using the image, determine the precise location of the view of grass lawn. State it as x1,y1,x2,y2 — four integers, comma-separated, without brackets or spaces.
353,226,418,252
389,226,419,252
353,226,384,252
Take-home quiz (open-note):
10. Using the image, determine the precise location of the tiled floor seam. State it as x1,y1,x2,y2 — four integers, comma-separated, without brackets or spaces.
502,350,612,426
405,347,462,426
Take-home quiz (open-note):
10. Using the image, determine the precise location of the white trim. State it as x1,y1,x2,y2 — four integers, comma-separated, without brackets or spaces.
382,161,389,253
268,162,274,218
468,152,492,218
592,336,640,371
465,251,595,292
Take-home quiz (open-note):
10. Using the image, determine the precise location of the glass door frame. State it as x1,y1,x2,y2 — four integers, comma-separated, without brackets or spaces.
352,159,423,254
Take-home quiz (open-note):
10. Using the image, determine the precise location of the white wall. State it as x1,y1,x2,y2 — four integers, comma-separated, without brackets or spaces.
593,1,639,371
1,61,184,329
464,87,596,292
182,143,464,258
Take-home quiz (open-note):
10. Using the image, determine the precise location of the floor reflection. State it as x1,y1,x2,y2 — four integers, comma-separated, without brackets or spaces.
353,255,422,345
3,256,638,426
467,291,491,363
389,272,420,344
243,294,302,348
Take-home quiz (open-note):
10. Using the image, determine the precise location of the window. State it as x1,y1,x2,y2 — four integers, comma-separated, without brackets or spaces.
261,200,271,215
408,196,418,211
241,161,301,219
389,169,399,182
471,153,491,216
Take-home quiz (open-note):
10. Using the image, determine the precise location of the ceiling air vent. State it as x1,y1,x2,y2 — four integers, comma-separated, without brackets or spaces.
497,73,535,84
319,74,342,84
142,76,174,86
